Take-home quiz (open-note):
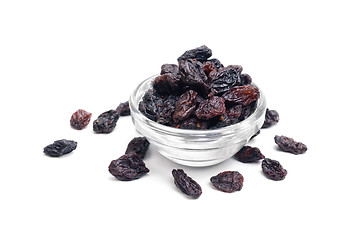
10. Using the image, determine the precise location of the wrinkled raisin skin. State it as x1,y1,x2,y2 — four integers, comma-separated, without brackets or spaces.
93,110,120,133
108,152,149,181
178,59,209,95
125,137,150,159
173,90,198,123
210,171,244,193
43,139,77,157
262,158,287,181
177,45,212,62
234,146,265,163
262,108,279,128
116,101,130,116
172,169,202,198
195,96,226,120
210,66,241,95
274,135,307,154
222,85,260,106
70,109,92,130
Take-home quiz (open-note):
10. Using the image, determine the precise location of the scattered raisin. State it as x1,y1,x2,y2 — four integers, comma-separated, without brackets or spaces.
43,139,77,157
195,96,226,120
234,146,265,163
116,101,130,116
222,85,260,106
173,90,198,123
108,152,149,181
177,45,212,62
261,108,279,128
210,171,244,193
125,137,150,159
70,109,92,130
262,158,287,181
274,135,307,155
93,110,120,133
172,169,202,198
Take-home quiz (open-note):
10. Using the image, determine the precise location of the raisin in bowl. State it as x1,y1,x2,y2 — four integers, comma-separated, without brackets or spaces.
129,75,266,167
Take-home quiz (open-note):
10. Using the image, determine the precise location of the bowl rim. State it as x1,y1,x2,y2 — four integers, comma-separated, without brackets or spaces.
129,74,266,137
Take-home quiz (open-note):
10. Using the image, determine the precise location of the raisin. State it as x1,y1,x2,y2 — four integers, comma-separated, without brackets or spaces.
139,90,162,121
274,135,307,155
172,90,198,123
210,171,244,193
179,117,208,130
125,137,150,159
172,169,202,198
239,73,252,85
178,59,210,95
156,95,177,125
209,66,242,95
210,114,238,129
109,152,149,181
239,101,257,121
177,45,212,62
222,85,260,106
153,73,181,96
227,104,242,118
261,108,279,128
195,96,226,120
43,139,77,157
93,110,120,133
160,64,180,75
70,109,92,130
262,158,287,181
234,146,265,163
116,101,130,116
203,61,217,77
208,58,224,69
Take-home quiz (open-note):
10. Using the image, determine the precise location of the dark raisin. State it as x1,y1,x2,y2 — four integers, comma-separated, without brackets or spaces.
160,64,180,75
93,110,120,133
173,90,198,123
172,169,202,198
43,139,77,157
208,58,224,69
227,104,242,118
234,146,265,163
239,73,252,85
210,171,244,193
261,108,279,128
109,152,149,181
70,109,92,130
209,114,238,129
125,137,150,159
209,66,242,95
222,85,260,106
262,158,287,181
153,73,181,96
274,135,307,155
195,96,226,120
116,101,130,116
179,117,208,130
139,90,162,121
177,45,212,62
239,101,257,121
178,59,210,95
203,61,217,77
156,95,177,125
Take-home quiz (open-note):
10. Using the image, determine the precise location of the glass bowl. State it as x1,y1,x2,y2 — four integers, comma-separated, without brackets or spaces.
129,75,267,167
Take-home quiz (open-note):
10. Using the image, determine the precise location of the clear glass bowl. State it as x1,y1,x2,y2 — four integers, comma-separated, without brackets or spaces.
129,75,267,167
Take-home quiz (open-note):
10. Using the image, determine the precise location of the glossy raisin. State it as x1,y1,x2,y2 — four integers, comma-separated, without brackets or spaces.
172,169,202,198
93,110,120,133
222,85,260,106
262,108,279,128
43,139,77,157
178,59,210,95
195,96,226,120
210,66,242,95
262,158,287,181
274,135,307,155
108,152,149,181
210,171,244,193
177,45,212,62
234,146,265,163
153,73,181,96
125,137,150,159
70,109,92,130
116,101,130,116
173,90,198,123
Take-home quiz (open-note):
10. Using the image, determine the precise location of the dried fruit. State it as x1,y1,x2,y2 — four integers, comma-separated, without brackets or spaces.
156,95,177,125
160,64,180,75
274,135,307,154
195,96,226,120
234,146,265,163
179,117,208,130
93,110,120,133
222,85,260,106
43,139,77,157
173,90,198,123
116,101,130,116
262,158,287,181
239,73,252,85
70,109,92,130
108,152,149,181
178,59,210,95
262,108,279,128
208,58,224,69
172,169,202,198
210,66,241,95
139,90,162,121
210,171,244,193
125,137,150,159
177,45,212,62
153,73,181,96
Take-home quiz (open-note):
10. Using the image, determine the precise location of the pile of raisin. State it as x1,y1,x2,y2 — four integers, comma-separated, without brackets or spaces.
139,45,260,129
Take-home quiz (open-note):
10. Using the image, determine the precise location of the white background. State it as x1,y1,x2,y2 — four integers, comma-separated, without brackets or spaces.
1,0,358,239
